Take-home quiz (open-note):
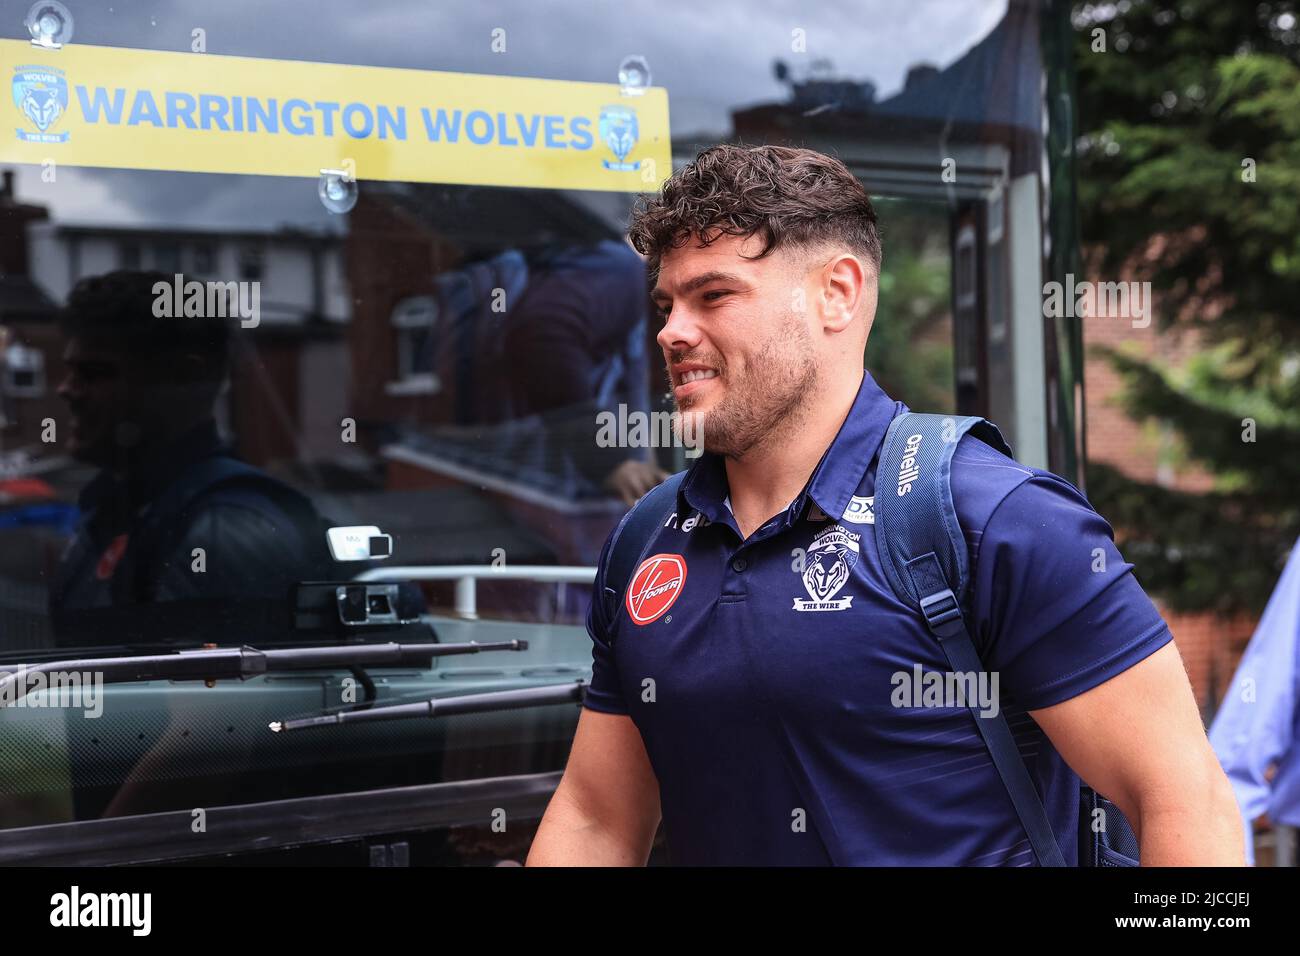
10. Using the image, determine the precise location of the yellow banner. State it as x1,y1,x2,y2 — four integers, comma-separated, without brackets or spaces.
2,39,670,192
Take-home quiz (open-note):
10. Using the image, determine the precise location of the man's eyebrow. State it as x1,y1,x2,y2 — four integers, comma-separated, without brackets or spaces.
651,270,746,302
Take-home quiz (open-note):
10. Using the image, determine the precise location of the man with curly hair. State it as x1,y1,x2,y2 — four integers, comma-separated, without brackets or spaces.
528,144,1243,866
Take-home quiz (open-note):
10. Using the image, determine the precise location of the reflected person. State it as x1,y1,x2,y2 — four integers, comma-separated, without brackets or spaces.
503,240,669,504
48,270,328,641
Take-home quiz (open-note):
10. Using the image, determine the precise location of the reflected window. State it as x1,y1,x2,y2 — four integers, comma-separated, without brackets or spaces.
118,241,141,270
192,242,215,276
2,341,46,397
238,244,264,281
153,241,180,274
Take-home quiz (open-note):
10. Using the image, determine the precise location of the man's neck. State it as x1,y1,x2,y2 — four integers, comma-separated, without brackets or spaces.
723,366,864,538
105,418,219,483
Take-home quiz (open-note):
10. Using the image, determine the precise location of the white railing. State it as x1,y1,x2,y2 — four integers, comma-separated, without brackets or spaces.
355,565,596,619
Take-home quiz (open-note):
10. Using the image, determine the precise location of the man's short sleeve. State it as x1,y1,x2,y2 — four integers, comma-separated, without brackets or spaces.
964,469,1173,711
583,525,630,715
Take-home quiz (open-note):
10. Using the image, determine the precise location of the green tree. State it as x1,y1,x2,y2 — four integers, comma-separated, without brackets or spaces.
1074,0,1300,613
866,199,954,413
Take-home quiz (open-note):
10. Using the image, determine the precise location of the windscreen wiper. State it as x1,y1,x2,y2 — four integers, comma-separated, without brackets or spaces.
270,680,588,732
0,640,527,706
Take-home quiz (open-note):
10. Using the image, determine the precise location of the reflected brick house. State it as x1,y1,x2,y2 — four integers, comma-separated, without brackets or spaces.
1,168,350,478
1082,272,1257,717
0,169,59,452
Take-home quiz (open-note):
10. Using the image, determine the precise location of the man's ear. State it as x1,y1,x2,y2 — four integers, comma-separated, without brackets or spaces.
820,253,869,334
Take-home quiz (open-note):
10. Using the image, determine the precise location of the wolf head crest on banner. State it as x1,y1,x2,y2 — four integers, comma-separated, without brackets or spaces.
793,525,860,612
803,541,855,602
12,66,69,139
599,104,639,171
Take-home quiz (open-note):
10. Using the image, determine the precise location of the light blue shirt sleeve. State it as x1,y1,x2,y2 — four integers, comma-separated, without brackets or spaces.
1209,537,1300,865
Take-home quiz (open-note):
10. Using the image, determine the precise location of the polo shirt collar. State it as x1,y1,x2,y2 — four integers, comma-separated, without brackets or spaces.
678,369,904,528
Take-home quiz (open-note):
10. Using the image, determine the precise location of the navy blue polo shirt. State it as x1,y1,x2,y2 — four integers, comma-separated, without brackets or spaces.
583,370,1172,865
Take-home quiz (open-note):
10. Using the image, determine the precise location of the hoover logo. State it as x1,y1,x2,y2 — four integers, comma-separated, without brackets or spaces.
793,525,859,612
625,553,686,625
13,65,69,142
599,104,639,171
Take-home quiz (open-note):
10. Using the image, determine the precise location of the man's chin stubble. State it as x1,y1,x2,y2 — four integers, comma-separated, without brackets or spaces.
678,387,808,460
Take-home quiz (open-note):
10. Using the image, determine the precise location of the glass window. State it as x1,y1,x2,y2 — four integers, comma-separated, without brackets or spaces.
0,0,1072,863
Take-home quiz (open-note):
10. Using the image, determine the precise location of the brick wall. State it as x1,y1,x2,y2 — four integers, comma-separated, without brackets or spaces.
1081,267,1257,713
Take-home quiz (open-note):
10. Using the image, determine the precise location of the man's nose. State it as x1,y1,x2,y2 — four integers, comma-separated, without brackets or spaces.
56,372,78,401
656,307,702,354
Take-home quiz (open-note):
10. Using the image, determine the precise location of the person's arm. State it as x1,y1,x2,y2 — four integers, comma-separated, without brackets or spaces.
603,458,670,506
1208,541,1300,864
527,708,661,866
957,443,1244,866
1029,642,1245,865
529,515,661,865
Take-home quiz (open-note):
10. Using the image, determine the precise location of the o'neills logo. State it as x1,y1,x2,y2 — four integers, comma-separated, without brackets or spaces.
897,433,923,496
626,553,687,625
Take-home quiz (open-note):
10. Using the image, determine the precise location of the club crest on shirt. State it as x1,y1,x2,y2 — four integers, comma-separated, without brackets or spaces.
793,524,859,612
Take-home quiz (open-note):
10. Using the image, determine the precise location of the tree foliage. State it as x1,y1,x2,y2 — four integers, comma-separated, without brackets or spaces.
1074,0,1300,612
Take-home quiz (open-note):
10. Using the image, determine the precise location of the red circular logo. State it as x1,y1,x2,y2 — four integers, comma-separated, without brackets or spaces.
625,553,687,626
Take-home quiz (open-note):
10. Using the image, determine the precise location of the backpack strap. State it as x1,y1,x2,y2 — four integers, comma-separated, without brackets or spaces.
873,412,1066,867
604,472,685,636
